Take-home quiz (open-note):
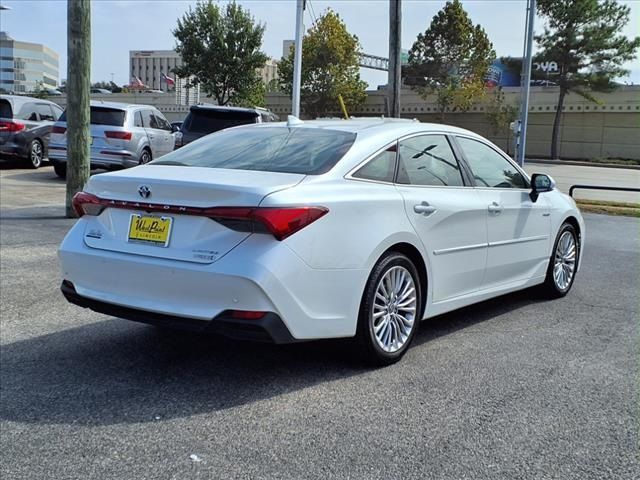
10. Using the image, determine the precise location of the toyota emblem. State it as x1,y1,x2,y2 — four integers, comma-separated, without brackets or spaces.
138,185,151,199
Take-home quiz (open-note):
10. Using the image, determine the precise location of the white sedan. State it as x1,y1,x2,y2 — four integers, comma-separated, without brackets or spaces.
59,118,584,365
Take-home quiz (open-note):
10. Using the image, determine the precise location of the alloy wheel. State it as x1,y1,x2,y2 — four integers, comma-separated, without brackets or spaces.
553,230,576,291
372,266,417,353
31,141,43,168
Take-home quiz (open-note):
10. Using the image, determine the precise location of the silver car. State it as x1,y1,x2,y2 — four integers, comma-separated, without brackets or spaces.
49,101,175,178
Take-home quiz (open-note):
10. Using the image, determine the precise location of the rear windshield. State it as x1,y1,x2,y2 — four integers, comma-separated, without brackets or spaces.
59,107,125,126
0,99,12,119
185,109,258,134
151,126,356,175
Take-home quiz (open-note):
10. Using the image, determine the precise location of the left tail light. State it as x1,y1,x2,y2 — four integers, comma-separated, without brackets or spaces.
51,125,66,134
0,121,25,132
72,192,105,217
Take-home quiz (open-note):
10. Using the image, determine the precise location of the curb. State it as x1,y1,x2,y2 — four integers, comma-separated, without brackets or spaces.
525,159,640,170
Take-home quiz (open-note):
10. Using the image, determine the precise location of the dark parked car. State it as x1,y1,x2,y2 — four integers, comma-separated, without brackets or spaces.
0,95,64,168
177,105,278,147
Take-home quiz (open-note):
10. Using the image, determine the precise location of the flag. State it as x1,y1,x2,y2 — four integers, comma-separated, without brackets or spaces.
161,73,175,87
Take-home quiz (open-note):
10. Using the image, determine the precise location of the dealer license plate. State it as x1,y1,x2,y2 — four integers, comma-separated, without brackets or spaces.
127,214,173,247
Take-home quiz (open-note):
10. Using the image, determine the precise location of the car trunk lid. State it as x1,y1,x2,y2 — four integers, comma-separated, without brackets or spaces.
81,166,305,264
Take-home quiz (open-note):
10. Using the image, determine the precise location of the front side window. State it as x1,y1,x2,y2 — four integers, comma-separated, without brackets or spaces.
397,134,464,187
141,110,158,129
456,137,528,189
151,126,356,175
353,146,397,182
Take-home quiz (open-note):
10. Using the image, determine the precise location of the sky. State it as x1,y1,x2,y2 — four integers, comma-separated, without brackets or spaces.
1,0,639,88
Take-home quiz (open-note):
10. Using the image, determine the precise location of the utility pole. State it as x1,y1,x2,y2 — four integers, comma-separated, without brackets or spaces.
516,0,536,167
66,0,91,217
291,0,305,118
388,0,402,118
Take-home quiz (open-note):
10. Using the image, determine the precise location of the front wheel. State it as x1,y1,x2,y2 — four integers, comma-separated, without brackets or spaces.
541,222,579,298
28,139,44,169
355,252,422,366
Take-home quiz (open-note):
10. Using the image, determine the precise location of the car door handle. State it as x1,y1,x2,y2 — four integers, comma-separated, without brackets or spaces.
488,202,503,214
413,202,437,216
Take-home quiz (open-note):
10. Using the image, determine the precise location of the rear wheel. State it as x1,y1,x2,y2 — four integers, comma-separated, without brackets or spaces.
139,148,151,165
541,222,579,298
355,252,422,366
28,139,44,169
53,163,66,179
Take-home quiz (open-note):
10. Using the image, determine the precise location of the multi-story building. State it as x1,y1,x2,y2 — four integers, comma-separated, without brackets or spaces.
129,50,182,91
0,32,59,93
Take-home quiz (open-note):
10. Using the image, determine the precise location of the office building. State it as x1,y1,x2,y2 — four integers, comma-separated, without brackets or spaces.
0,32,59,93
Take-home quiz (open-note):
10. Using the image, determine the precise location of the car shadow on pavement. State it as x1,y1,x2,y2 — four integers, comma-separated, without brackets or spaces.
0,290,545,427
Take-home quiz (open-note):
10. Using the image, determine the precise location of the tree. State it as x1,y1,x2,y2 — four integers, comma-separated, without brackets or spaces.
536,0,640,159
407,0,495,121
173,1,267,106
485,87,518,154
279,9,367,118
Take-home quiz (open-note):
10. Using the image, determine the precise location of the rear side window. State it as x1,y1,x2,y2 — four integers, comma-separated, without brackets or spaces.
0,99,12,118
397,134,464,187
59,107,126,126
18,103,39,121
185,109,258,134
152,126,356,175
353,146,397,182
36,104,55,121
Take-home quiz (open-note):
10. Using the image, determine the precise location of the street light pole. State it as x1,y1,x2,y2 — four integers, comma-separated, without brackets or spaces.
291,0,305,118
388,0,402,118
517,0,536,167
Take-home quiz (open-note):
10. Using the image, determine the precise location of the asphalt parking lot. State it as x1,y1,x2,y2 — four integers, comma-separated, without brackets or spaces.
1,166,639,480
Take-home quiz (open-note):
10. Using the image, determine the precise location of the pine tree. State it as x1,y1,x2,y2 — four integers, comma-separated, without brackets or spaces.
536,0,640,159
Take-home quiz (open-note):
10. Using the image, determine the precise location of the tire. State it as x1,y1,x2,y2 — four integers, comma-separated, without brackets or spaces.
139,148,152,165
28,139,44,169
53,163,66,179
355,252,423,366
540,222,579,298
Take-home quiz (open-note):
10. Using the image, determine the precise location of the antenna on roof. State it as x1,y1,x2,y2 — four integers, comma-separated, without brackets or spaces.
287,115,304,127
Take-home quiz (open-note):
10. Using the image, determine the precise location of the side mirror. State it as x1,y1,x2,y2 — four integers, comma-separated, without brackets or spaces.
171,124,181,133
530,173,555,202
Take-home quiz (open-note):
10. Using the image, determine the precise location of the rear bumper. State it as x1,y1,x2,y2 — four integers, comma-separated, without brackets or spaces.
61,280,297,343
0,141,29,159
59,219,366,340
49,147,138,169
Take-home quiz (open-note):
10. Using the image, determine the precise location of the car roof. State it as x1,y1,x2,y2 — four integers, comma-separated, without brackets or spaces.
0,94,60,107
189,104,264,114
88,100,157,110
252,117,484,142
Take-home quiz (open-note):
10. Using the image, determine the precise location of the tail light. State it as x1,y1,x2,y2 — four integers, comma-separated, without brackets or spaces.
0,121,25,132
205,206,329,240
105,131,132,140
51,125,67,134
72,192,105,217
70,193,328,240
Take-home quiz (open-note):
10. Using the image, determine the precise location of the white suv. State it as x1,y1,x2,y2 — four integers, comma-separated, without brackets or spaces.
48,101,175,178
